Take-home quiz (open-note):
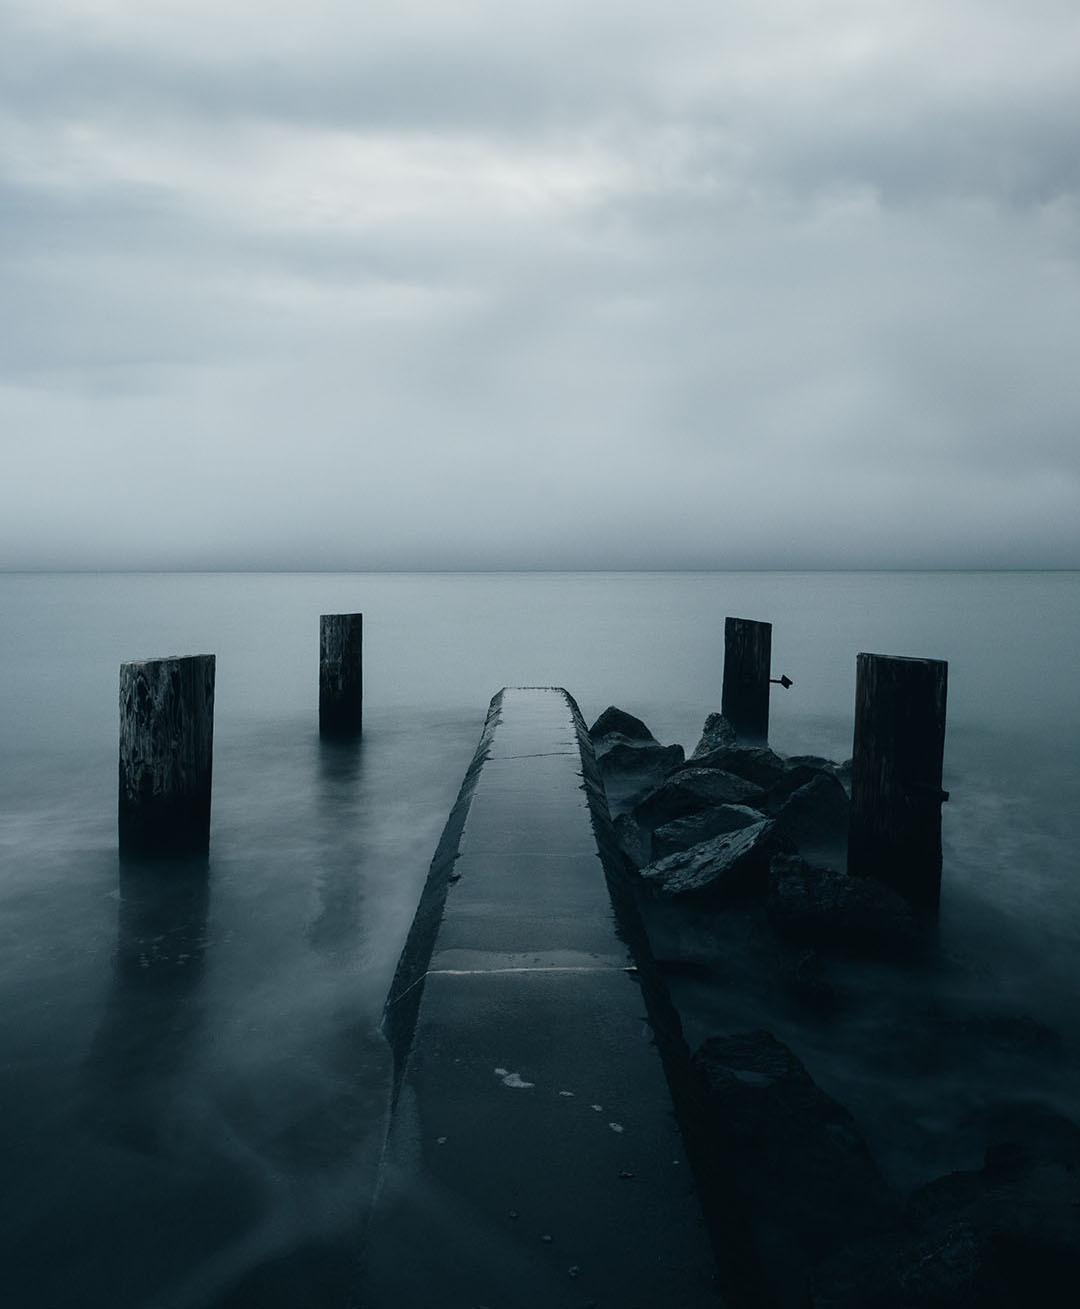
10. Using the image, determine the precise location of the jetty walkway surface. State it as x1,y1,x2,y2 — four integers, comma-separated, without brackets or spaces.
363,687,719,1308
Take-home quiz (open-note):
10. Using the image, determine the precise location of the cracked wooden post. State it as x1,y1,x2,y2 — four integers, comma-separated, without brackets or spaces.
118,654,215,857
320,613,363,735
847,652,949,909
721,616,772,743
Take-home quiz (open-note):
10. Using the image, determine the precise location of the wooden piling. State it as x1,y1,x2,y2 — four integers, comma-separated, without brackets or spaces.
847,652,948,909
118,655,215,857
722,617,772,743
320,613,363,735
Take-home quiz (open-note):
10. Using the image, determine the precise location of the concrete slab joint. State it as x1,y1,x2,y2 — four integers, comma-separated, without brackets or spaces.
365,686,725,1307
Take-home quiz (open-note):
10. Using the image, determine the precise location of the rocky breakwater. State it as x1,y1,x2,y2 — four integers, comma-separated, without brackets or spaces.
593,708,916,965
588,706,1080,1307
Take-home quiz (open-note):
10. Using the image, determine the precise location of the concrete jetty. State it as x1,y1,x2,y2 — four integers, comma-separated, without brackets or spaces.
364,687,721,1308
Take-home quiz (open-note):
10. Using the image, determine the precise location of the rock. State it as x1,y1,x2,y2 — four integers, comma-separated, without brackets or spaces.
905,1123,1080,1307
612,810,653,868
588,706,685,814
765,756,842,811
811,1221,1003,1308
629,767,766,831
784,949,846,1015
639,819,784,903
594,734,685,776
787,754,842,773
814,1106,1080,1306
690,712,737,757
693,1030,900,1303
961,1102,1080,1170
588,706,655,742
875,1014,1062,1081
775,771,851,859
651,804,763,860
679,744,787,789
767,854,924,961
836,758,853,796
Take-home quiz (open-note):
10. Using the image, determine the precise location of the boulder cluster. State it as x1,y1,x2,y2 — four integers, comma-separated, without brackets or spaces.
589,706,1080,1308
590,705,918,963
695,1030,1080,1308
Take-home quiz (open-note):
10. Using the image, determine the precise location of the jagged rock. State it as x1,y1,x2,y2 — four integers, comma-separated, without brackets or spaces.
612,810,653,868
588,706,685,813
767,854,923,961
693,1030,900,1303
679,744,787,789
765,756,842,811
960,1102,1080,1170
629,766,766,832
588,706,655,742
784,948,846,1015
639,819,784,902
775,771,851,858
836,758,853,795
787,754,842,773
690,712,737,757
594,735,685,775
651,804,763,860
811,1221,1002,1308
901,1119,1080,1307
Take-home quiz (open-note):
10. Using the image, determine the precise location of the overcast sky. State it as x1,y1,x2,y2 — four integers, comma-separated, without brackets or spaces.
2,1,1078,570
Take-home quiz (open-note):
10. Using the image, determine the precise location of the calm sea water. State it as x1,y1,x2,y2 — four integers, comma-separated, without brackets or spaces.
1,571,1078,1307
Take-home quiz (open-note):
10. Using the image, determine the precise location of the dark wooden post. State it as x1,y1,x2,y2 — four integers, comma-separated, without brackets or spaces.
847,652,948,909
118,655,215,856
721,617,772,743
320,613,363,735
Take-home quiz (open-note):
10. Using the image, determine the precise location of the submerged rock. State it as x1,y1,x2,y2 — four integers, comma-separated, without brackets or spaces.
816,1109,1080,1307
784,948,846,1015
767,854,923,961
811,1221,1000,1308
639,819,782,902
693,1030,900,1303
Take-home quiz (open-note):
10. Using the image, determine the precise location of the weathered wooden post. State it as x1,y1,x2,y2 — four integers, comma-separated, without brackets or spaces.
847,652,949,909
722,616,772,742
320,613,363,735
118,654,215,857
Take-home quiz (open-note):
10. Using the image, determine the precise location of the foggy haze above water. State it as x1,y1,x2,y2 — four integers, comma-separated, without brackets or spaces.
1,570,1078,1307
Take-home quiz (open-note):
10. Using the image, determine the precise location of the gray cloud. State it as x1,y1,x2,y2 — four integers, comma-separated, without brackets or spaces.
2,0,1078,569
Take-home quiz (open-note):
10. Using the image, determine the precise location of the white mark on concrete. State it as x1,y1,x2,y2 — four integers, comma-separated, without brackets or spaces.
436,1136,448,1145
609,1122,624,1133
590,1104,603,1112
558,1090,574,1097
500,1072,535,1089
494,1067,508,1077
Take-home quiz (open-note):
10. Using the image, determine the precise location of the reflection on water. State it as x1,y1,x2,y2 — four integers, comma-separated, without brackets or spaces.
308,737,366,958
1,571,1079,1306
84,858,211,1152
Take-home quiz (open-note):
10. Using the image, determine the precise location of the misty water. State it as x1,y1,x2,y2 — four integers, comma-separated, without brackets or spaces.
1,571,1078,1308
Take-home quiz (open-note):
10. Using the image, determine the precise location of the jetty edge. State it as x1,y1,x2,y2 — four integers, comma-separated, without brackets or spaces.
363,686,759,1308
